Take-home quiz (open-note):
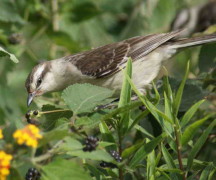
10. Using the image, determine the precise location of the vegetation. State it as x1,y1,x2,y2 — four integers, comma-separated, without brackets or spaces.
0,0,215,179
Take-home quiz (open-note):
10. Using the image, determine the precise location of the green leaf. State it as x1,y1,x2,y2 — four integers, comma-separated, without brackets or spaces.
39,123,69,146
181,99,205,128
71,2,101,22
200,163,214,180
99,121,116,148
181,114,214,146
42,105,72,131
118,58,132,134
187,119,216,170
47,31,81,52
199,43,216,72
161,143,179,180
129,134,164,168
173,61,189,116
0,46,19,63
122,139,144,158
59,137,113,162
0,0,24,23
146,139,156,180
62,83,113,114
42,158,92,180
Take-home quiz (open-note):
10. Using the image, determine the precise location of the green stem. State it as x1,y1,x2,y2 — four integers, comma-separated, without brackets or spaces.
40,109,71,114
173,122,186,180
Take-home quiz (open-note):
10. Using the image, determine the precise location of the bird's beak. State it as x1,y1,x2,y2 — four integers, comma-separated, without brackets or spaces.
27,92,36,107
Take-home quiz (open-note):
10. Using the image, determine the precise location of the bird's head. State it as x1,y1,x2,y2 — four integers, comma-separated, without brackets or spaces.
25,62,54,106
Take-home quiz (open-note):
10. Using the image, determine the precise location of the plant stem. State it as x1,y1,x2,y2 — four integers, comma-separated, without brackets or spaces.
174,124,186,180
40,109,71,114
118,131,123,180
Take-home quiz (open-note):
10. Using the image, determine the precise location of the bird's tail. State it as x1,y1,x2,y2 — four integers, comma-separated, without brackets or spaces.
170,33,216,49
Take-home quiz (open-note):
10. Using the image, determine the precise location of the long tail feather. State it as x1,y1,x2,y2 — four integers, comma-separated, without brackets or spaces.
170,33,216,49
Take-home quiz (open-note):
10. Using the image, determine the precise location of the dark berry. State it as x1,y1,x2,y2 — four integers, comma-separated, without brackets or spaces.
139,105,146,111
83,136,99,152
33,110,38,116
8,33,22,45
109,150,122,162
25,168,41,180
100,150,122,169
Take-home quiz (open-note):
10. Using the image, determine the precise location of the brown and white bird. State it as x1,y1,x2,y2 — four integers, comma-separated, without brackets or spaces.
25,30,216,106
171,0,216,37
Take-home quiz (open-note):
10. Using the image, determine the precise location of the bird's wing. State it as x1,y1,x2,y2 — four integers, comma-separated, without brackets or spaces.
65,30,182,78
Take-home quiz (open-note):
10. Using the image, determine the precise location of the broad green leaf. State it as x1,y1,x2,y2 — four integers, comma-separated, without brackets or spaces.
42,159,92,180
173,61,189,116
39,123,69,146
71,1,101,22
161,143,179,180
129,134,164,168
187,119,216,170
62,83,113,114
60,137,113,162
199,43,216,72
0,46,19,63
85,164,103,180
181,114,214,146
67,149,113,162
42,105,72,131
181,99,205,127
118,58,132,134
0,0,24,23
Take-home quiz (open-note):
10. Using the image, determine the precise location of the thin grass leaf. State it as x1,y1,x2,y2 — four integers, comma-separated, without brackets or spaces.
162,68,173,102
100,101,142,122
200,163,214,180
187,119,216,170
118,58,132,134
161,143,179,180
99,121,116,148
122,139,145,158
147,139,156,180
122,71,174,137
128,109,150,132
173,61,190,116
181,113,215,146
208,168,216,180
129,134,165,168
164,92,173,120
181,99,205,127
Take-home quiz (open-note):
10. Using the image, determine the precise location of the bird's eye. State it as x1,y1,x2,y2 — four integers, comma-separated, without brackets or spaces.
37,78,42,86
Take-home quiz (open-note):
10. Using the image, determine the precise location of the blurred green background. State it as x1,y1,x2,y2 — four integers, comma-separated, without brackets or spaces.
0,0,215,125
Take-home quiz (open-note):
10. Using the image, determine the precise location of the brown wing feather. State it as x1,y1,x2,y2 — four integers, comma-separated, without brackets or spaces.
65,30,182,78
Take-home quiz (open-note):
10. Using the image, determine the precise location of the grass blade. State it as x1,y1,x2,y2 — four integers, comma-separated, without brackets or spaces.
181,99,205,127
118,58,132,134
187,119,216,170
173,61,190,116
181,113,215,146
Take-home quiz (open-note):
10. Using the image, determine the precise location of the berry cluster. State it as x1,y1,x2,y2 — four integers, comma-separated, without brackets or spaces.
25,168,41,180
100,150,122,168
25,110,40,125
83,136,99,152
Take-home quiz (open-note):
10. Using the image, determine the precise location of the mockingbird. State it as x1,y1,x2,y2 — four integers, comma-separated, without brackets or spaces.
25,30,216,106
